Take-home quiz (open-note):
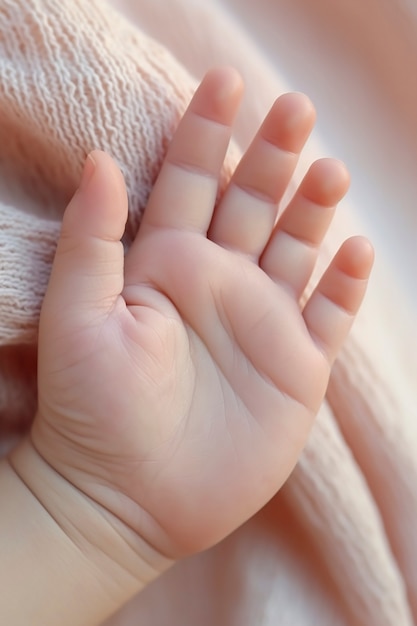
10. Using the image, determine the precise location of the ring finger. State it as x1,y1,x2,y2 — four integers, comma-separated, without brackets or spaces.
208,92,316,260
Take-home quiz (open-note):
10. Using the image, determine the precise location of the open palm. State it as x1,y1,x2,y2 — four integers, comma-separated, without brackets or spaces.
33,68,373,558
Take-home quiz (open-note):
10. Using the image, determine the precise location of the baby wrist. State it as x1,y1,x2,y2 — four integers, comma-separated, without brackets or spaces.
6,437,173,625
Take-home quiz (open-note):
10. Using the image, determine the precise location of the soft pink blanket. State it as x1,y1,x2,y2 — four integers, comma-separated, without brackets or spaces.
0,1,416,624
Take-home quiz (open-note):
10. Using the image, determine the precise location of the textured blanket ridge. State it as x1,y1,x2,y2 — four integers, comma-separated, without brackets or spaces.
0,1,416,625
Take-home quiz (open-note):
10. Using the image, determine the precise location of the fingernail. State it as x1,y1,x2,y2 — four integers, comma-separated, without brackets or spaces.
79,153,96,191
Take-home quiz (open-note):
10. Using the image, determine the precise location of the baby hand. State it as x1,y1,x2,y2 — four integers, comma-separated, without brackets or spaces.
16,68,373,563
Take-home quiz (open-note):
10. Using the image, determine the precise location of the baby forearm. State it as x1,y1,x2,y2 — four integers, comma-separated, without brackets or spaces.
0,439,171,626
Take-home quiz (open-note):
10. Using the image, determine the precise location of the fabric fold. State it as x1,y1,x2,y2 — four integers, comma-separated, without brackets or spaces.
285,402,413,625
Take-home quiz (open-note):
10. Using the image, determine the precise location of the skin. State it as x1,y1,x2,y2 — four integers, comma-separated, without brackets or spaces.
2,67,373,625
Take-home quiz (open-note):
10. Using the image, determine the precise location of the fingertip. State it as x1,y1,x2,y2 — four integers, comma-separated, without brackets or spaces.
302,158,350,206
67,150,128,242
86,150,127,201
337,236,375,279
192,66,244,125
204,65,244,91
204,66,244,96
261,92,316,153
78,152,96,192
276,91,316,117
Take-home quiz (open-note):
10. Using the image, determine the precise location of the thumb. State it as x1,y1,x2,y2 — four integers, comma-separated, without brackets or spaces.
44,151,128,321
